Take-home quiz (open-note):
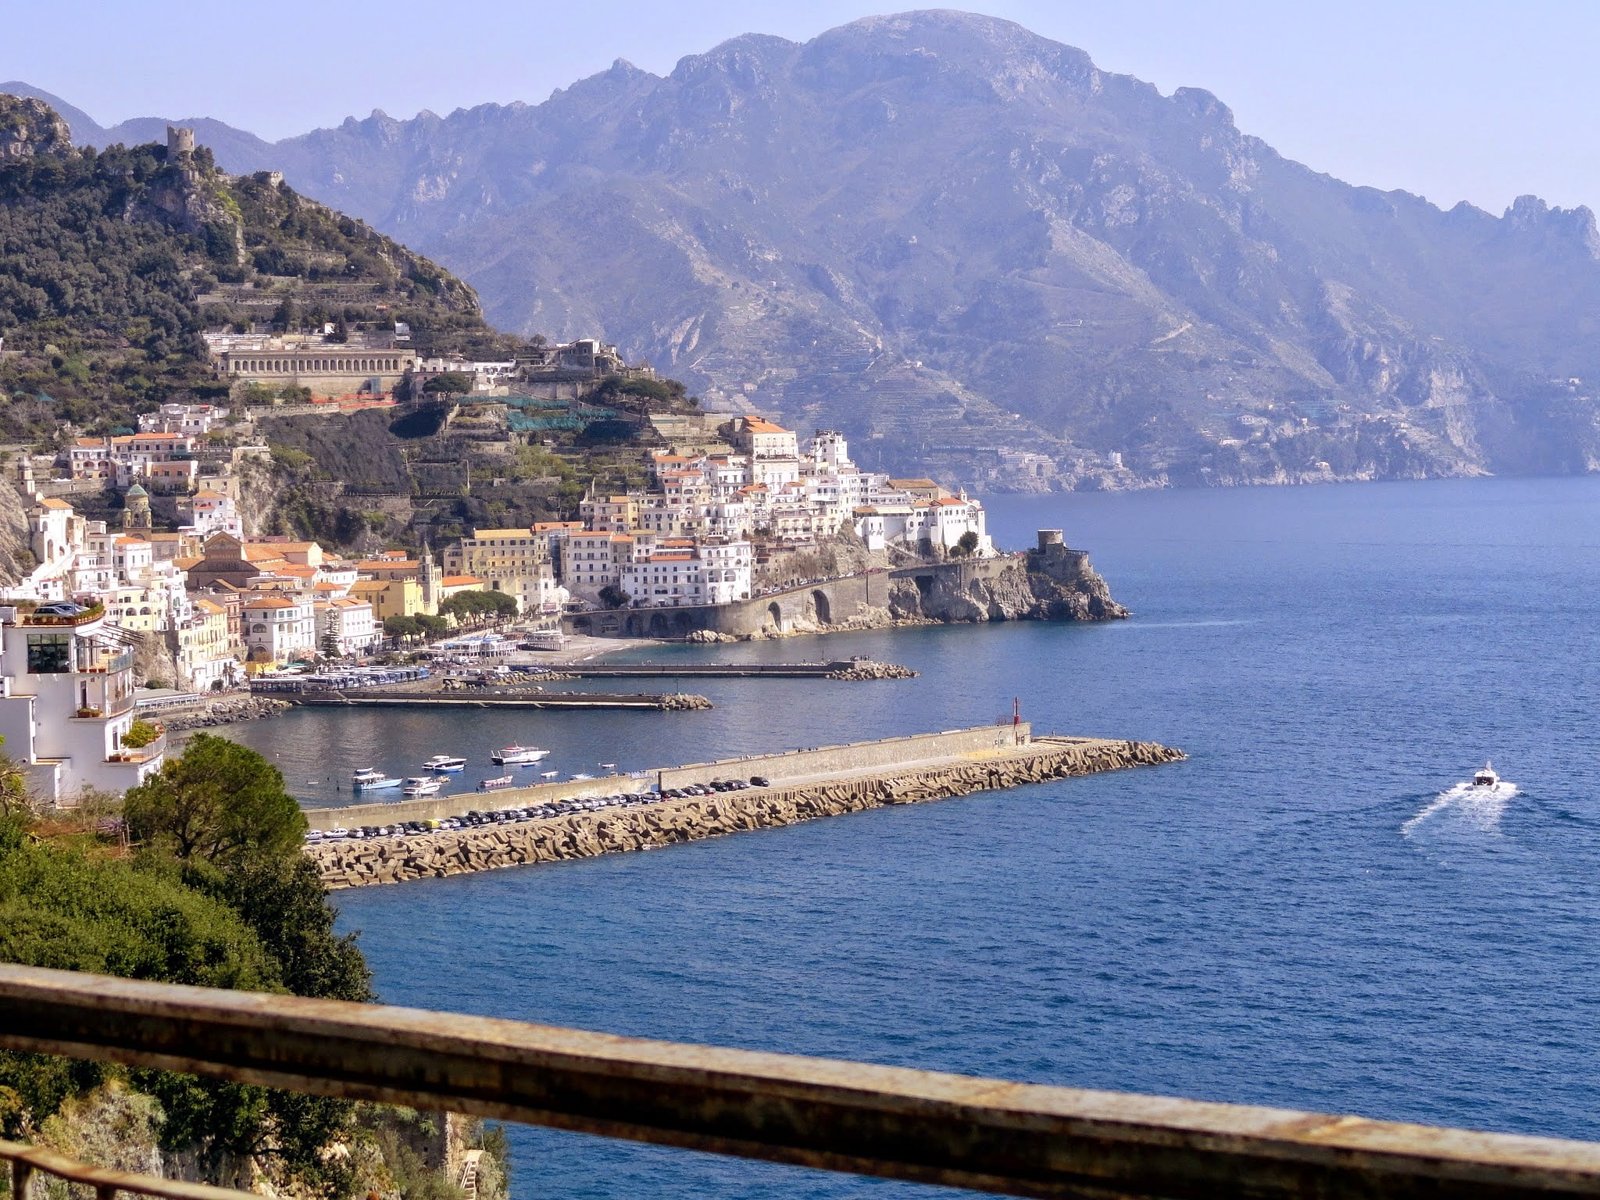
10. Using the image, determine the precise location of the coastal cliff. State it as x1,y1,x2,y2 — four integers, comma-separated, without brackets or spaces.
569,538,1128,642
886,542,1127,624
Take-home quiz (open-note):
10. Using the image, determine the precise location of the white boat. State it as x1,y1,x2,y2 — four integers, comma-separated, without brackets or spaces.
477,775,515,792
402,776,443,796
1472,761,1499,788
492,744,549,766
351,768,403,790
422,755,467,773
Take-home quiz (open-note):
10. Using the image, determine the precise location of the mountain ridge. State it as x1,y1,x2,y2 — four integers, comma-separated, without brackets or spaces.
12,11,1600,487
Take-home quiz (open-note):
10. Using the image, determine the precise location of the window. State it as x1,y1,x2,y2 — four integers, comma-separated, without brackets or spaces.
26,633,71,674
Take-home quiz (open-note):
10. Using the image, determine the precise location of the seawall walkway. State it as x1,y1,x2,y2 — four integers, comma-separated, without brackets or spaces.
305,726,1185,889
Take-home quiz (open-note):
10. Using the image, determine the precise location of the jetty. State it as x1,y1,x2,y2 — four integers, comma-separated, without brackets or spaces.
283,690,710,711
550,659,915,680
305,724,1185,888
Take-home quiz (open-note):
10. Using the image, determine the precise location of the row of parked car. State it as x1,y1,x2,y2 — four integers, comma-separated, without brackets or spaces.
658,776,769,799
307,776,781,846
310,788,676,844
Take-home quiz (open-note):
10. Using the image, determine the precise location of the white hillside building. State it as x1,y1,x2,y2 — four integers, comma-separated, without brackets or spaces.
0,605,165,804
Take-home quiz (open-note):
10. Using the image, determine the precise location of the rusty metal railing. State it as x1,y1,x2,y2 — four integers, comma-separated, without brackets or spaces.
2,1137,255,1200
3,963,1600,1199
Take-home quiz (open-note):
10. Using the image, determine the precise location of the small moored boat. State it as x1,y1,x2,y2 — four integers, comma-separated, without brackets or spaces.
491,744,549,766
422,755,467,773
402,776,443,796
1472,761,1499,788
477,775,515,792
351,768,402,790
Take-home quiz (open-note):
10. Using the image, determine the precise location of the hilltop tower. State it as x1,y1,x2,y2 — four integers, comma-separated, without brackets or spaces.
166,125,196,160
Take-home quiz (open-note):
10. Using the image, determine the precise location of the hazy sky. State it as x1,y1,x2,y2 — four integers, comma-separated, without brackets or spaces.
6,1,1596,215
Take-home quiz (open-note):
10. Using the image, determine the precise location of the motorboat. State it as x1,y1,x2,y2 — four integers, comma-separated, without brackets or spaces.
422,755,468,773
402,776,443,796
351,768,403,790
1472,761,1499,788
492,744,549,766
477,775,515,793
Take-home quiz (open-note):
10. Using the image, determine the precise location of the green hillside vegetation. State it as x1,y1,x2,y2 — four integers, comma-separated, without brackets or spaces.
0,99,510,439
0,736,370,1193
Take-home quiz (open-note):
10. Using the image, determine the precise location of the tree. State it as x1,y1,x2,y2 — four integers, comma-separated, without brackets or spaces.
439,590,519,624
422,371,472,396
953,530,980,558
598,584,629,609
384,615,421,640
415,613,449,638
0,737,29,818
122,735,306,869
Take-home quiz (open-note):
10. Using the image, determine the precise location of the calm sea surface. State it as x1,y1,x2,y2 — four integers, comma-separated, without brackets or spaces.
232,476,1600,1198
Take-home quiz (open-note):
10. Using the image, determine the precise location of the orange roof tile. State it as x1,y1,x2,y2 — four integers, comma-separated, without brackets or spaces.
742,416,789,434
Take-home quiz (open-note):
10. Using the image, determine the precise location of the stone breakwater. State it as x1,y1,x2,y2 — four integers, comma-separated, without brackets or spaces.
163,697,292,731
308,737,1184,889
825,661,919,680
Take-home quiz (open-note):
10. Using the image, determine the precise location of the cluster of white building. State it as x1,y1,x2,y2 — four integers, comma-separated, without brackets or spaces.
440,417,992,612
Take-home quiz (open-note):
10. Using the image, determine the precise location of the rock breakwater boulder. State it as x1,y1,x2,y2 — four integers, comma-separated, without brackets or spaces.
307,737,1184,889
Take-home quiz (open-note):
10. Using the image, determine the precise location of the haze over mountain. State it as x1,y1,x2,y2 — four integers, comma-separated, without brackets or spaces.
13,10,1600,488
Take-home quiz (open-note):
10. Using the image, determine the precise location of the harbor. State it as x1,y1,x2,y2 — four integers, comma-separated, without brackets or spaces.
304,724,1186,887
281,690,711,711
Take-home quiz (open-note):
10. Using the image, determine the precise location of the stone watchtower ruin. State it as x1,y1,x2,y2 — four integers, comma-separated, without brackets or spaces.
166,125,196,160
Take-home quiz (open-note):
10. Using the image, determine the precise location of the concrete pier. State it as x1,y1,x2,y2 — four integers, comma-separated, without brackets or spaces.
285,691,711,711
305,725,1185,888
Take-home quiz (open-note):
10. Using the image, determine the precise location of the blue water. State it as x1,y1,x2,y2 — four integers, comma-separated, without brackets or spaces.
231,476,1600,1197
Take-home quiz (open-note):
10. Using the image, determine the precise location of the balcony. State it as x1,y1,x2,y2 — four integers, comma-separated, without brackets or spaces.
18,603,105,627
108,732,165,764
3,964,1600,1200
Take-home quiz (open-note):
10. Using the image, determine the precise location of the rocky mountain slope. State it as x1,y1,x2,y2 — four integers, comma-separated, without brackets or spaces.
15,12,1600,487
0,94,490,437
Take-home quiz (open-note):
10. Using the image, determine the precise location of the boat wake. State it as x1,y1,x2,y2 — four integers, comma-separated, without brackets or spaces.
1402,778,1519,838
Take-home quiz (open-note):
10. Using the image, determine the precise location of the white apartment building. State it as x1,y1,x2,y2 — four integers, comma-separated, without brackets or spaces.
317,597,377,657
562,532,632,601
138,402,229,436
618,539,754,607
0,606,164,804
179,489,244,540
241,595,317,664
854,493,992,556
68,433,197,486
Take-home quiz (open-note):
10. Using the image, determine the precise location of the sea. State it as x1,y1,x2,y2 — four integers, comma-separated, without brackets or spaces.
229,475,1600,1198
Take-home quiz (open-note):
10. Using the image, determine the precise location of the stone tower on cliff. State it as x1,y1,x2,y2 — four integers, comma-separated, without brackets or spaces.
166,125,196,160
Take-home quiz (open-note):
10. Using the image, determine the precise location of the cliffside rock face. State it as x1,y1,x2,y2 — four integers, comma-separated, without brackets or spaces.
885,552,1127,624
0,95,73,160
0,484,36,588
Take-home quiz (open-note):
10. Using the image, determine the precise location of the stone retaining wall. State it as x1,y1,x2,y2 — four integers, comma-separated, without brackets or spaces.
307,736,1185,889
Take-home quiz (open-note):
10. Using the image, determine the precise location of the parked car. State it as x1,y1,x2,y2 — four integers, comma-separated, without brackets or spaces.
32,601,85,617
